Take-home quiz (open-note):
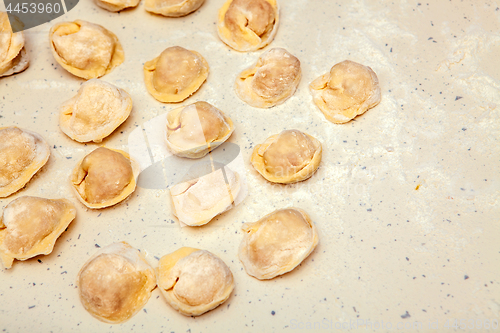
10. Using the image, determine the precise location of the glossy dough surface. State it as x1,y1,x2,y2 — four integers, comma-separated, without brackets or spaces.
170,167,240,226
251,129,322,184
144,46,209,103
77,242,156,324
165,101,234,158
217,0,279,52
239,208,318,279
0,127,50,198
70,147,139,208
49,20,124,79
94,0,140,12
0,12,29,77
309,60,381,123
145,0,205,17
157,247,234,316
0,196,76,269
59,79,133,143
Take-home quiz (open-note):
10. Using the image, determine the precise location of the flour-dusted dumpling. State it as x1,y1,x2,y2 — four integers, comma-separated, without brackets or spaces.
144,46,209,103
0,12,29,77
251,129,321,184
145,0,205,17
0,127,50,198
235,48,300,108
94,0,140,11
59,79,133,143
171,167,240,226
239,208,318,280
49,20,124,79
0,196,76,269
165,101,234,158
70,147,139,208
77,242,156,324
309,60,381,123
157,247,234,316
217,0,279,52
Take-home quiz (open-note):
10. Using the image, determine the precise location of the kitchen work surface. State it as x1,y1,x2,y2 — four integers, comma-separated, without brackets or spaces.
1,0,499,332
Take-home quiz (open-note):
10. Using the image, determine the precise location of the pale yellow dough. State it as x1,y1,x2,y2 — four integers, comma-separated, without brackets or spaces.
239,208,319,279
70,147,140,209
157,247,234,316
309,60,381,123
59,79,133,143
217,0,279,52
0,127,50,198
145,0,205,17
0,196,76,269
94,0,140,12
49,20,124,79
0,12,29,77
144,46,209,103
77,242,156,324
251,129,322,184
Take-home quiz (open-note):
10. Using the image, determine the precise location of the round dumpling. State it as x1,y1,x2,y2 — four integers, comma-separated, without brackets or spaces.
145,0,205,17
0,12,29,77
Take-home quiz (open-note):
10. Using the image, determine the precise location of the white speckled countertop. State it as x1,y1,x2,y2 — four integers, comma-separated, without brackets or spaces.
0,0,499,332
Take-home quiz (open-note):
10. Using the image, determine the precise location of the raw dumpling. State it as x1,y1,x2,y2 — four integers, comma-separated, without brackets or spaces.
77,242,156,324
239,208,318,279
309,60,381,123
59,79,133,143
0,127,50,198
217,0,279,52
94,0,140,11
0,196,76,269
0,12,29,77
49,20,124,79
70,147,139,208
144,46,209,103
235,48,300,108
251,129,321,184
145,0,205,17
170,166,240,226
165,101,234,158
157,247,234,316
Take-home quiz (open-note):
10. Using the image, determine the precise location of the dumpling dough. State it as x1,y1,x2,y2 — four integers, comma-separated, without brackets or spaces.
70,147,139,208
309,60,381,123
235,48,300,108
217,0,279,52
144,46,209,103
157,247,234,316
145,0,205,17
251,129,321,184
170,167,241,226
239,208,318,279
0,196,76,269
77,242,156,324
94,0,140,11
0,127,50,198
49,20,124,79
59,79,133,143
0,12,29,77
165,101,234,158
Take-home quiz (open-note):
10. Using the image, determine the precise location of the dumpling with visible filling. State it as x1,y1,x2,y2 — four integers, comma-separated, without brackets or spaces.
165,101,234,158
77,242,156,323
235,48,300,108
157,247,234,316
94,0,140,11
239,208,318,279
309,60,381,123
0,127,50,198
145,0,205,17
59,79,133,143
144,46,209,103
251,129,321,184
70,147,139,208
49,20,124,79
217,0,279,52
0,12,29,77
0,196,76,269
